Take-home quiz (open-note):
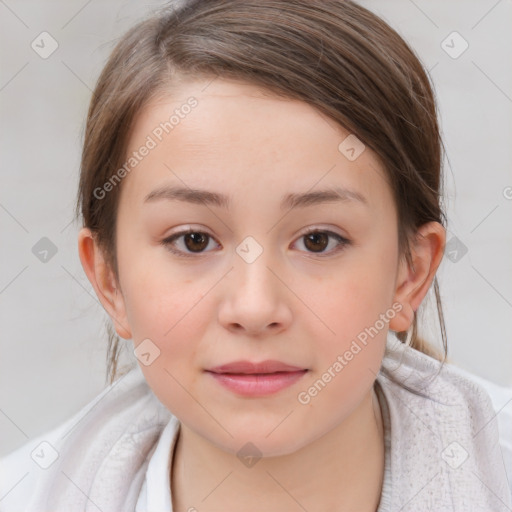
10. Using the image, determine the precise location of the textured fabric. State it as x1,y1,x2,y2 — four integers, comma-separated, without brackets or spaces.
375,337,512,511
1,334,511,511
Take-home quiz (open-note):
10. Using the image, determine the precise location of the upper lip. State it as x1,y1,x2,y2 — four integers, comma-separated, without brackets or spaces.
206,360,307,374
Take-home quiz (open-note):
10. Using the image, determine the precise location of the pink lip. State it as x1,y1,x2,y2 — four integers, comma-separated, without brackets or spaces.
207,360,305,374
205,360,308,397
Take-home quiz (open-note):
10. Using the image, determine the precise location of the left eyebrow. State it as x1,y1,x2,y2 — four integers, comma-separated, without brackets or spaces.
282,186,368,210
143,185,368,210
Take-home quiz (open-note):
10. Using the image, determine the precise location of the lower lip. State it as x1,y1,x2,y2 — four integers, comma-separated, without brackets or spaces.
206,370,308,396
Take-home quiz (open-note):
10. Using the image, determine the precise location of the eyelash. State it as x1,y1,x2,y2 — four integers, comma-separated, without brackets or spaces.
161,228,351,259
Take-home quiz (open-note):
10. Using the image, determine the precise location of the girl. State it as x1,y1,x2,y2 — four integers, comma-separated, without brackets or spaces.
1,1,511,510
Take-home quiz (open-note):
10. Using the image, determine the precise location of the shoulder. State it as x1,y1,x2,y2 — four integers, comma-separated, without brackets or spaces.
0,412,72,511
377,335,512,509
444,363,512,480
0,365,171,511
380,337,512,452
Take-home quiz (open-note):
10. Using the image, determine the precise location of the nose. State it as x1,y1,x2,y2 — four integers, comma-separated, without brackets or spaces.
217,251,293,337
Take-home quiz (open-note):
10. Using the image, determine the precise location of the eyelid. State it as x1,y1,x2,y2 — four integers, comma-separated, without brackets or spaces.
166,224,213,238
295,224,347,239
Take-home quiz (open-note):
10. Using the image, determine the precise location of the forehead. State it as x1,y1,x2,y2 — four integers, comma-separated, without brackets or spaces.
119,78,393,215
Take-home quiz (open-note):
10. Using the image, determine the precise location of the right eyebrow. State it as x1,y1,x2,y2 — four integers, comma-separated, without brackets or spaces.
144,186,230,209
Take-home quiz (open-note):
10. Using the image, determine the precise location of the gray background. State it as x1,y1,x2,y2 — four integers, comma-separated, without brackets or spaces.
1,0,511,457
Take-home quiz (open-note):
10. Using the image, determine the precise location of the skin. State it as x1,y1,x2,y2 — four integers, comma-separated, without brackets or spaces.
78,77,445,511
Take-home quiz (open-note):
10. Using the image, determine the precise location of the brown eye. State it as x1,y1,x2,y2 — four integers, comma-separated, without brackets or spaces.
293,229,351,256
303,232,329,252
162,230,220,257
183,232,209,252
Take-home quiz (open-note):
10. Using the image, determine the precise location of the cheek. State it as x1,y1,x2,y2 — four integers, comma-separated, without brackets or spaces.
297,253,395,342
120,244,203,334
127,286,208,351
293,244,395,384
295,269,390,425
124,274,212,418
121,260,211,366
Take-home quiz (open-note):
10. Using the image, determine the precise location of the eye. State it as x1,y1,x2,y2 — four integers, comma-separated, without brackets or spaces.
161,229,220,257
161,227,351,258
292,229,351,256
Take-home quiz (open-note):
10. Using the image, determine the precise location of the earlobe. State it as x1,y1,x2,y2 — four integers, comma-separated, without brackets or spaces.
77,227,132,339
388,222,446,333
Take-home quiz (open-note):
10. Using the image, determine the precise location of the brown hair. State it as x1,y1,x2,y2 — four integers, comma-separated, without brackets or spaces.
74,0,448,385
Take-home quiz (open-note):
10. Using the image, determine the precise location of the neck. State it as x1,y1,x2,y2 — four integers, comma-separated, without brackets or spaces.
171,385,385,512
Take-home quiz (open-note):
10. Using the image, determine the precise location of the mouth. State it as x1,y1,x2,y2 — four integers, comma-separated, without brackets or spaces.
205,360,309,396
206,360,307,375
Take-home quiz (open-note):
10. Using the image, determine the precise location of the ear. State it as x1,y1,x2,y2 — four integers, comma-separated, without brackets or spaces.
77,227,132,339
388,221,446,333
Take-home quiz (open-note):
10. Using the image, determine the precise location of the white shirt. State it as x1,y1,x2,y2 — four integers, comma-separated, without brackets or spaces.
1,334,511,511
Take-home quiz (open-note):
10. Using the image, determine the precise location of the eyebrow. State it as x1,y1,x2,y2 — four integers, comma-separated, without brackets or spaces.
143,185,368,210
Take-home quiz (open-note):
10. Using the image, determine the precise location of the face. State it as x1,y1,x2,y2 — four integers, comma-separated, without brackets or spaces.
108,78,404,456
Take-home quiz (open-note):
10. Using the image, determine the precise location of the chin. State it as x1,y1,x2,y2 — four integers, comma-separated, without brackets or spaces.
204,424,316,460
